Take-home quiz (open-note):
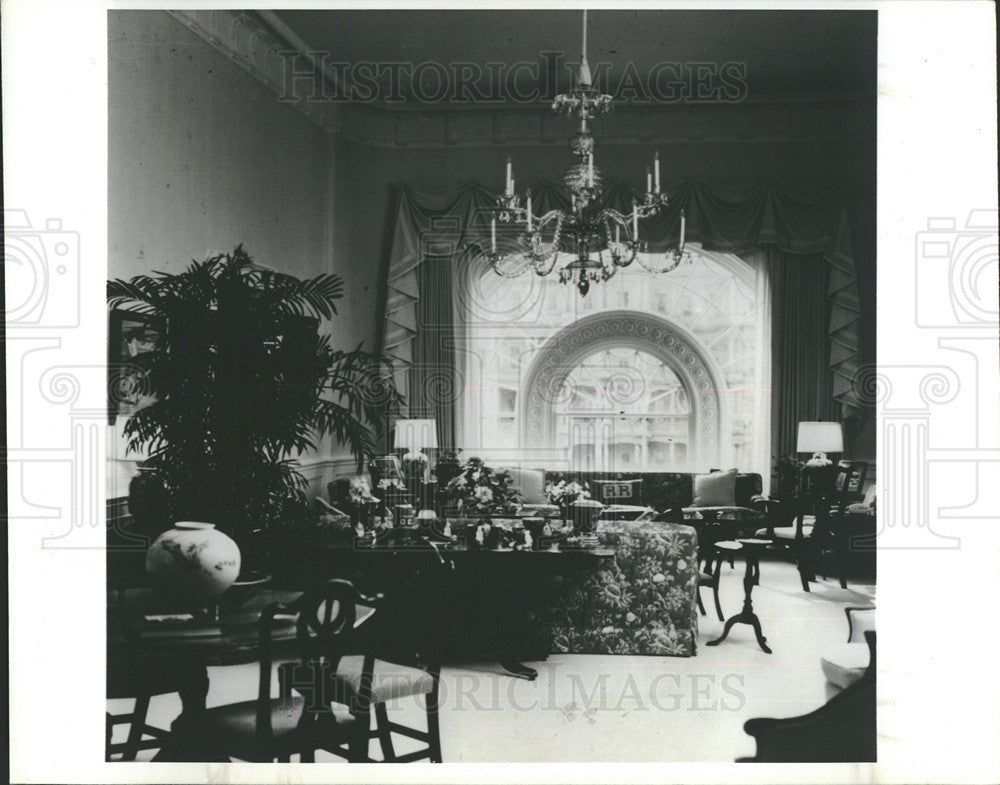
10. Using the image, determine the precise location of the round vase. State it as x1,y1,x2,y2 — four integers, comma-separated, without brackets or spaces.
145,521,241,601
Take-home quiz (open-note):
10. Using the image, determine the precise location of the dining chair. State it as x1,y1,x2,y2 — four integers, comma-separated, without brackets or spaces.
799,462,869,590
326,541,449,762
199,579,383,762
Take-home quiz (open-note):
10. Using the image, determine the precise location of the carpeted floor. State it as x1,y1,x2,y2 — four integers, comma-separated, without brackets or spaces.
108,557,875,762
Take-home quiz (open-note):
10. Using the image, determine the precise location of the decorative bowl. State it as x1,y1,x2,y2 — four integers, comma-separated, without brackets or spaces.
220,574,272,609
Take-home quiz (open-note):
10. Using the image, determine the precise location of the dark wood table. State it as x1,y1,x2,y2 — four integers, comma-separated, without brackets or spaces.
110,543,615,759
705,538,773,654
323,541,616,680
109,588,325,761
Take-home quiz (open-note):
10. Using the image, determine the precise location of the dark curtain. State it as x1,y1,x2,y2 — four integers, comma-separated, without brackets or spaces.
748,246,838,460
407,255,457,449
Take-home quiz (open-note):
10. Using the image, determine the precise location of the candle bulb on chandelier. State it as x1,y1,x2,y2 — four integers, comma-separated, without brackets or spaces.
491,215,497,252
588,153,594,187
632,200,638,234
646,167,652,194
615,223,620,245
505,156,513,196
654,151,661,193
526,189,532,231
679,209,686,251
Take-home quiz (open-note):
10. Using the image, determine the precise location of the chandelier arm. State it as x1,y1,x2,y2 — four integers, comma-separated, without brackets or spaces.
634,249,687,274
490,251,533,278
533,250,560,277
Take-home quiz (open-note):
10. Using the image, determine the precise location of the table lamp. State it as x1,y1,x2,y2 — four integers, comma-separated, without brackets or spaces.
393,418,438,482
796,421,844,467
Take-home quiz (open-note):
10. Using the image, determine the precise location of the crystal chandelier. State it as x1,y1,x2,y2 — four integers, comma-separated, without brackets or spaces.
480,10,690,296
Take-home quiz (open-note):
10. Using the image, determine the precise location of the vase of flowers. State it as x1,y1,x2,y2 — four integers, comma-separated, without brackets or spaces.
443,457,522,546
545,478,591,525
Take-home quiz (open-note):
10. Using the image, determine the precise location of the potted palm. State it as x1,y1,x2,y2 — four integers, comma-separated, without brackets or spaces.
108,246,401,584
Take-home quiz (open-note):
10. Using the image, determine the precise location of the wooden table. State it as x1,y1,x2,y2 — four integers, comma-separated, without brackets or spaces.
705,538,774,654
111,544,615,759
109,588,322,761
327,541,616,680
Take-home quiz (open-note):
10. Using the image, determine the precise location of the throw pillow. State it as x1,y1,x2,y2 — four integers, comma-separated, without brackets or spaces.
693,468,738,507
592,479,643,505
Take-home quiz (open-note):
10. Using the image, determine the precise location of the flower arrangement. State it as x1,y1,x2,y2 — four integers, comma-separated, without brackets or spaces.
545,478,592,508
443,457,522,518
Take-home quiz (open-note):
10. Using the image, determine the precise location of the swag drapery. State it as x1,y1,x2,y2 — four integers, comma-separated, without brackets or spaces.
377,180,861,456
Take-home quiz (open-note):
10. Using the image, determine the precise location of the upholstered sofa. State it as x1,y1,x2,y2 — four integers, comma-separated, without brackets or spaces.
540,470,764,514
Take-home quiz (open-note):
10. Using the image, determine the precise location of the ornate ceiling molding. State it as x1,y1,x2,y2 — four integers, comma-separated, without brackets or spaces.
168,9,867,150
520,310,724,467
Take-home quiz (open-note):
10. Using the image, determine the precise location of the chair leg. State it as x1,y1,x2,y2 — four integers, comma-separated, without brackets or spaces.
426,684,442,763
374,703,396,762
696,590,707,616
123,696,150,761
712,584,724,622
348,708,370,762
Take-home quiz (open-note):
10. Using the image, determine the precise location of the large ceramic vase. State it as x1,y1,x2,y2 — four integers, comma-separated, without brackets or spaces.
145,521,241,601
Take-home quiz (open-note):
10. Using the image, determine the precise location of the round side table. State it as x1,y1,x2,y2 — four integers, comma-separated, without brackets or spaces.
706,538,773,654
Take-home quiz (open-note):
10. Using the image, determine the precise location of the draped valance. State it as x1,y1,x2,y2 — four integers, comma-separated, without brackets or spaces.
378,180,861,417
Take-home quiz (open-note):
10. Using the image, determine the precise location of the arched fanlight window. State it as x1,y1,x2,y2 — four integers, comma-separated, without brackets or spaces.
458,246,770,476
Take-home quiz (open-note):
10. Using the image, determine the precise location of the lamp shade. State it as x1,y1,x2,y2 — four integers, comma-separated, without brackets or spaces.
393,419,438,451
796,421,844,453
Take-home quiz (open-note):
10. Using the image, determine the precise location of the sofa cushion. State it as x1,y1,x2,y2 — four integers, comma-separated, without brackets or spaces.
505,468,547,505
821,642,870,690
693,469,738,507
591,479,643,505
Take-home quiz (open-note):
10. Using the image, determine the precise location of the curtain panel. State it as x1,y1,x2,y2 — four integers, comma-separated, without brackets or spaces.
378,181,861,449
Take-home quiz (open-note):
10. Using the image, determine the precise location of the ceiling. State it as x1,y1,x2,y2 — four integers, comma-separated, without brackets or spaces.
270,9,876,106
